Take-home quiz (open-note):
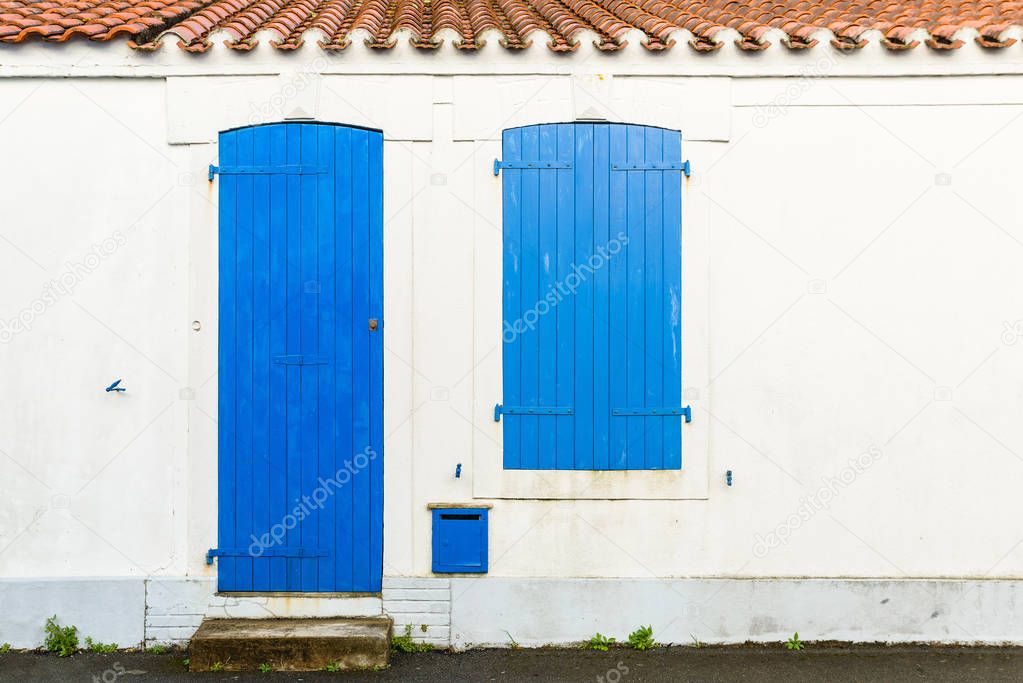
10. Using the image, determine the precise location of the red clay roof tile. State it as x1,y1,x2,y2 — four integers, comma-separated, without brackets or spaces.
1,0,1023,50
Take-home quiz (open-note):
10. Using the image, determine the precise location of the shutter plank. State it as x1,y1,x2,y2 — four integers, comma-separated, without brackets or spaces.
574,123,595,471
368,129,385,592
316,125,336,591
555,123,576,470
519,125,541,469
299,124,320,591
267,123,288,589
351,128,371,591
644,126,664,469
625,125,646,471
251,124,272,589
235,126,255,591
334,126,355,589
502,128,523,469
609,125,629,470
662,130,683,470
537,124,558,470
592,124,611,470
284,123,303,589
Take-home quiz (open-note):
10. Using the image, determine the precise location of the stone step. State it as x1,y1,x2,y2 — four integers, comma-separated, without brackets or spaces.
189,616,392,672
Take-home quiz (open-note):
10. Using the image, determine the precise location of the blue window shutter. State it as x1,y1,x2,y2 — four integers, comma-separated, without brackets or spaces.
500,123,685,471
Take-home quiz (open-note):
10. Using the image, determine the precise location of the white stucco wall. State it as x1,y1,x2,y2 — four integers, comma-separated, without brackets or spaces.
2,36,1023,645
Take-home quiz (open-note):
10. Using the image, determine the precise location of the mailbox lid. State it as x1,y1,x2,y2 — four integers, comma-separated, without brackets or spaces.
431,508,489,573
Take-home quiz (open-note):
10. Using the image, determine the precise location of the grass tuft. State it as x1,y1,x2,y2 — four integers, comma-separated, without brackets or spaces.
44,616,78,657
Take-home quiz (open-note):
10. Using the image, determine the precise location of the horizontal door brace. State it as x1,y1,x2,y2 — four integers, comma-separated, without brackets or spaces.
613,406,692,423
494,404,574,422
209,164,329,181
612,160,691,177
272,355,329,366
206,547,330,565
493,159,573,175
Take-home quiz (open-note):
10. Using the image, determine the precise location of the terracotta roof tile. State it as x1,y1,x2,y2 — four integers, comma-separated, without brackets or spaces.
2,0,1023,51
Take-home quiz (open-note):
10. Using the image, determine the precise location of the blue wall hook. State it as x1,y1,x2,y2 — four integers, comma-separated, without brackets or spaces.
455,463,462,479
105,379,126,393
726,470,733,487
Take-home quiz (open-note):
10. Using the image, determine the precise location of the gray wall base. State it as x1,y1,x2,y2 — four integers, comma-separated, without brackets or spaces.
0,578,145,649
3,577,1022,649
449,578,1023,649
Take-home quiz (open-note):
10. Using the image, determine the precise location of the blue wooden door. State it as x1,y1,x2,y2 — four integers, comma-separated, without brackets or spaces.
214,122,383,592
499,123,685,470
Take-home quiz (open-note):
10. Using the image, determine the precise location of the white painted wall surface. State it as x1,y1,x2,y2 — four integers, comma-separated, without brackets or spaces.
2,41,1023,646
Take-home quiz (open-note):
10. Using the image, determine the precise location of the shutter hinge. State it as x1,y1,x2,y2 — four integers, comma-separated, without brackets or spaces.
494,404,574,422
611,160,691,177
493,159,686,176
612,406,692,423
493,159,573,176
208,164,218,182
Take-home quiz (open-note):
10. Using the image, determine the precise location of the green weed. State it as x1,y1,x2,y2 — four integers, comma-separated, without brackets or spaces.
583,632,615,651
626,625,655,651
84,637,117,653
43,616,78,657
390,624,433,653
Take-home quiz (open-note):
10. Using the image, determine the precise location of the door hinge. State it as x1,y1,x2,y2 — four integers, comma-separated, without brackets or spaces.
271,355,329,366
493,404,574,422
493,159,573,176
208,164,328,181
206,547,329,565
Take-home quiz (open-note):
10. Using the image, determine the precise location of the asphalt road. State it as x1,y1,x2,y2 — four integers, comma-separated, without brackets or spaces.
4,646,1023,682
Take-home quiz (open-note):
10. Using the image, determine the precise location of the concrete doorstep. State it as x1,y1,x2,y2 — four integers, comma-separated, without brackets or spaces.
187,617,392,672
